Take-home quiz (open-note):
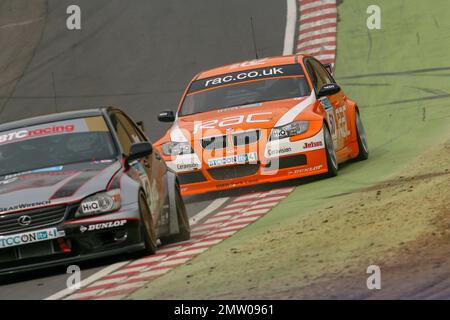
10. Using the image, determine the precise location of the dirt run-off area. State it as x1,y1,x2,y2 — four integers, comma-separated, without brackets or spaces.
270,139,450,299
131,136,450,300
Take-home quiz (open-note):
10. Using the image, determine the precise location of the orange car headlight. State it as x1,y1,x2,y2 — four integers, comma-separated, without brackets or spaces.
161,141,194,156
270,121,309,140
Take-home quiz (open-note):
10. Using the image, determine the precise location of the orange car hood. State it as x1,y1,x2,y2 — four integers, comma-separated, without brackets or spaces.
173,96,314,141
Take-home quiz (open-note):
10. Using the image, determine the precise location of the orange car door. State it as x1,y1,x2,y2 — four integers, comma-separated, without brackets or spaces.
309,59,350,151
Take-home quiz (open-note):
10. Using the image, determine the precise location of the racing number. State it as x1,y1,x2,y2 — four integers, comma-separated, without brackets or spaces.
335,106,351,138
321,97,337,138
326,109,337,137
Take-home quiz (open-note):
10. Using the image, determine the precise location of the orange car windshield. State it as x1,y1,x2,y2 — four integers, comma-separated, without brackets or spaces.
179,64,311,116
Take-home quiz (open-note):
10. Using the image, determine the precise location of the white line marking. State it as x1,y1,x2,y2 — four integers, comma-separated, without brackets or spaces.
93,295,126,300
225,201,252,209
189,197,229,226
214,225,246,234
204,230,238,238
242,209,271,216
203,215,234,224
158,245,183,253
246,203,276,210
128,254,167,267
225,216,262,225
258,194,288,201
192,222,222,232
215,208,244,216
190,239,223,248
283,0,297,55
128,268,171,280
82,277,127,288
45,260,130,300
158,258,192,267
64,290,104,300
171,247,210,257
108,265,148,275
101,281,145,294
191,228,214,236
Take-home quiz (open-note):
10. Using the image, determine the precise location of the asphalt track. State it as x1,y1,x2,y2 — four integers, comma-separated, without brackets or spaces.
0,0,287,299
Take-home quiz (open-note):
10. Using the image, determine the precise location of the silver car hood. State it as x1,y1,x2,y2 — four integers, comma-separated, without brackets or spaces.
0,160,122,215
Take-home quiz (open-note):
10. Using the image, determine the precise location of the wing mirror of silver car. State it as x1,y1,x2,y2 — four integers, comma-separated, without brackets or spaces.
127,142,153,163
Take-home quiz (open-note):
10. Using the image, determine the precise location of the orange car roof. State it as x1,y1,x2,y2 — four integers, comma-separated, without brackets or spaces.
196,55,305,80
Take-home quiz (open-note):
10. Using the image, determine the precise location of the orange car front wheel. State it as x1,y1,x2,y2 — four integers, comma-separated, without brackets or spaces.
323,124,338,177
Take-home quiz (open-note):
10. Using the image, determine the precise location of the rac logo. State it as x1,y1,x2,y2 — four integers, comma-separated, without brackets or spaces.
194,112,272,134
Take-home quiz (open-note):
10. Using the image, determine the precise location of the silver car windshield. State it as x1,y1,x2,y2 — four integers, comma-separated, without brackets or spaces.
0,117,117,177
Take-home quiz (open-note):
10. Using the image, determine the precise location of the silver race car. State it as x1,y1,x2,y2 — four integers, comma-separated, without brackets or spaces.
0,107,190,275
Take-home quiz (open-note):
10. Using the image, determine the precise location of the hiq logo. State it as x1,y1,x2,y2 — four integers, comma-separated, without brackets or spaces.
81,201,100,214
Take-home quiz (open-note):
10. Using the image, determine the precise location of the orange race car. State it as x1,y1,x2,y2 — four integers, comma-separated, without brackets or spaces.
155,55,369,196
